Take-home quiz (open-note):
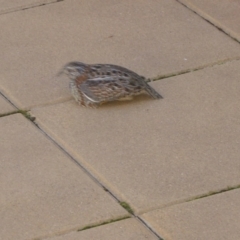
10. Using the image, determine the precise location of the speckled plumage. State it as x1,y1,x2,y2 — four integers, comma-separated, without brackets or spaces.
58,61,163,108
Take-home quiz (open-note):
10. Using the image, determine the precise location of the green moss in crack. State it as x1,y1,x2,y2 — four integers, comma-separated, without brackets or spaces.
188,184,240,202
120,202,134,215
19,110,36,122
78,216,129,231
0,110,19,118
151,57,240,82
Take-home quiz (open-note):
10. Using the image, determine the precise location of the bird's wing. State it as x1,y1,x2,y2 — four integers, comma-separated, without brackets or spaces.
78,76,138,103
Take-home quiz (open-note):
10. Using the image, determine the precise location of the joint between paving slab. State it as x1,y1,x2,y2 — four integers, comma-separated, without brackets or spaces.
34,126,136,216
0,0,64,15
0,93,36,121
0,110,18,118
30,122,122,201
0,92,37,121
119,202,134,215
136,218,163,240
0,91,18,108
176,0,240,44
33,217,130,240
136,184,240,217
150,57,240,81
2,103,237,240
27,118,165,239
77,216,130,232
185,184,240,202
0,108,36,122
137,217,164,240
26,115,136,218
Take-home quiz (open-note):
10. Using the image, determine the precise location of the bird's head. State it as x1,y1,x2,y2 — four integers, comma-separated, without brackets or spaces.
58,61,87,79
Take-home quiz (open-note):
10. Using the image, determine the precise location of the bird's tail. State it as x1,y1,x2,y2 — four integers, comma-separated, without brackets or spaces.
144,82,163,99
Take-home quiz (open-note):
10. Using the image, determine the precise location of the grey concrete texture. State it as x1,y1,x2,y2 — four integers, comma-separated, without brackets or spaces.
0,114,127,240
141,189,240,240
31,60,240,214
0,0,57,15
46,218,158,240
1,0,240,109
178,0,240,41
0,94,15,114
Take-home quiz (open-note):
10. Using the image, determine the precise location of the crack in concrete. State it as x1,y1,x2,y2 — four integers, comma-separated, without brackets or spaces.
175,0,240,44
186,184,240,202
1,2,240,237
18,114,163,240
149,57,240,82
0,0,63,15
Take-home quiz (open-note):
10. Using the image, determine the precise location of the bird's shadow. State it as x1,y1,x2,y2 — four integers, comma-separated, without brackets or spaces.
98,94,154,109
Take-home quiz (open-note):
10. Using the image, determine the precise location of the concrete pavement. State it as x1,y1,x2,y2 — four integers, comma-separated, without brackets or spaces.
1,0,240,239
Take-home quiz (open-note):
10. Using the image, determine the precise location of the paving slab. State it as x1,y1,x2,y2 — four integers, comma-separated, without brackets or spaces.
46,218,158,240
141,189,240,240
0,94,15,114
178,0,240,41
0,0,57,15
31,60,240,214
1,0,240,109
0,114,127,240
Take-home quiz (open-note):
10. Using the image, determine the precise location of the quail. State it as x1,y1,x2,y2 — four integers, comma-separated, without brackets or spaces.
58,61,163,108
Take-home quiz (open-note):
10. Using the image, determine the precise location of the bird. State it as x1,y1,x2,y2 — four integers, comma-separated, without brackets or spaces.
58,61,163,108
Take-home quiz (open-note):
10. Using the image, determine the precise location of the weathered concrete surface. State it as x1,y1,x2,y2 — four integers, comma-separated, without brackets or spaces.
0,114,127,240
178,0,240,41
0,0,57,15
46,218,158,240
1,0,240,108
0,94,15,114
1,0,240,239
141,189,240,240
32,60,240,214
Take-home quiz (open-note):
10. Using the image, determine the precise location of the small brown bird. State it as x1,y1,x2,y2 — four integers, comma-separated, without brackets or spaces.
58,62,163,108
